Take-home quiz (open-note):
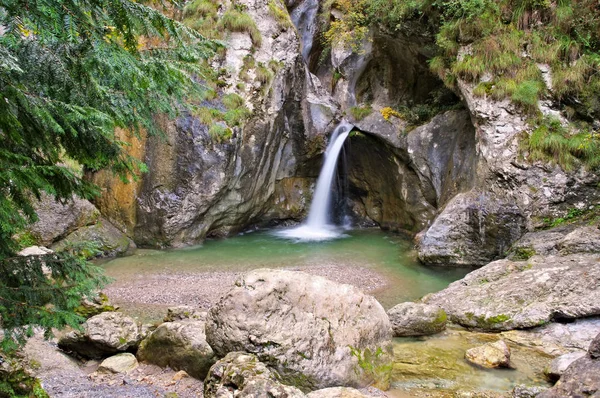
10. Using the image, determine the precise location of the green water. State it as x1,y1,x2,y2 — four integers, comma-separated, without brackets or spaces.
102,228,471,311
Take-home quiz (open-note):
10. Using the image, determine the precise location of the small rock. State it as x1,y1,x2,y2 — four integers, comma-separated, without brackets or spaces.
465,340,511,368
588,332,600,359
58,312,141,359
97,353,138,374
544,351,586,382
512,385,548,398
307,387,371,397
387,302,447,337
163,306,206,322
137,320,215,379
172,370,189,382
203,352,305,398
17,246,54,256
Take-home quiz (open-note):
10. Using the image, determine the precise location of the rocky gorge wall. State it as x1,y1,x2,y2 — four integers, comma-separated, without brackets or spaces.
82,0,599,268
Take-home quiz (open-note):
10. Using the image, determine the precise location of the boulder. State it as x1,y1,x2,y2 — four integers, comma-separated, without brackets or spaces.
97,353,138,374
137,320,215,380
538,333,600,398
387,302,447,337
29,193,99,245
465,340,511,368
52,218,135,257
205,269,393,391
203,352,305,398
544,351,586,382
58,312,141,359
424,252,600,331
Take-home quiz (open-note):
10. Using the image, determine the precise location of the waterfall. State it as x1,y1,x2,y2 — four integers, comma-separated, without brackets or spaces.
276,122,353,241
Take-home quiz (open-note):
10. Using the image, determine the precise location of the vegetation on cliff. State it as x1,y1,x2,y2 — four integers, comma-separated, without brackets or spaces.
324,0,600,169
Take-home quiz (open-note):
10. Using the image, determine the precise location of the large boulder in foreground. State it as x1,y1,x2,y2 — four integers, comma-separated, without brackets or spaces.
387,302,447,337
137,319,216,379
205,269,393,391
58,312,141,359
424,251,600,331
203,352,305,398
538,332,600,398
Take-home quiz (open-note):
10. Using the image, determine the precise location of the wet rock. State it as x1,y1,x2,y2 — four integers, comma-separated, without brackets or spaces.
58,312,141,359
544,351,586,382
465,340,511,368
538,333,600,397
424,252,600,331
97,353,138,374
205,269,393,391
512,385,548,398
28,193,99,245
52,218,135,257
163,305,206,322
387,302,447,337
203,352,305,398
137,319,215,380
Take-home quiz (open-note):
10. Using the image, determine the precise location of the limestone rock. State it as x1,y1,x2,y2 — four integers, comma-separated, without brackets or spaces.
465,340,511,368
559,226,600,255
424,253,600,331
538,333,600,398
307,387,372,398
512,385,548,398
137,319,215,380
203,352,305,398
97,353,138,374
29,193,99,245
17,246,53,256
387,302,447,337
58,312,141,359
52,218,135,257
589,332,600,359
544,351,586,382
163,305,206,322
205,269,393,391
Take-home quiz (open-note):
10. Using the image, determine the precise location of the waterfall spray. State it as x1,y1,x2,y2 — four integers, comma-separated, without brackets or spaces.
276,122,353,241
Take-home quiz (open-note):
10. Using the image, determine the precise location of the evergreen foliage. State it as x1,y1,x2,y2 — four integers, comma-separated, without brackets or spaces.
0,0,215,258
0,0,215,351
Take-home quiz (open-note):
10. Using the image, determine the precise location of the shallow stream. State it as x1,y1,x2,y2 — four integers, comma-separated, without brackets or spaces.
101,228,552,396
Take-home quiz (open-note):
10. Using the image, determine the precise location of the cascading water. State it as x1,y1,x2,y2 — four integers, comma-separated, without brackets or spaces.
276,122,353,241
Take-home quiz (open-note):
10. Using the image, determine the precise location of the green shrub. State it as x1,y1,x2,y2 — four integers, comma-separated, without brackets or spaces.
209,124,233,143
268,0,293,28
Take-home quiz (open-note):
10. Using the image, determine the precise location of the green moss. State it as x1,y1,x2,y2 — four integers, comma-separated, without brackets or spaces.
512,246,536,260
268,0,293,28
209,124,233,143
220,10,262,48
349,105,373,121
349,346,393,391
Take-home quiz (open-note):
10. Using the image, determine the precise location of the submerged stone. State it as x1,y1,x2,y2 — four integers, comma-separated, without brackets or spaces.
465,340,511,369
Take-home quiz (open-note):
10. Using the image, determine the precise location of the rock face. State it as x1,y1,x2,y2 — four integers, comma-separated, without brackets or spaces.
203,352,305,398
465,340,511,368
416,76,600,266
137,320,216,379
387,303,447,337
97,353,138,374
538,332,600,398
58,312,141,359
424,225,600,331
205,269,393,391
